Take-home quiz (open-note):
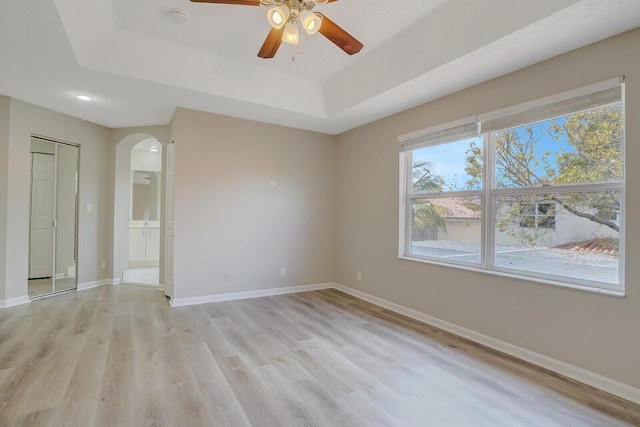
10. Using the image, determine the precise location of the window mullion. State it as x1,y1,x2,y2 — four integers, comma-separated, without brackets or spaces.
409,190,484,199
485,131,495,270
491,182,624,196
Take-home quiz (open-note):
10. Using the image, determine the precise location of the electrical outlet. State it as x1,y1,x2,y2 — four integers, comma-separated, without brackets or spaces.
225,273,231,282
101,261,107,270
357,271,362,281
280,267,286,277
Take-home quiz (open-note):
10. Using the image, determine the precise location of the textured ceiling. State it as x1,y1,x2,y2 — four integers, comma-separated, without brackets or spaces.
0,0,639,134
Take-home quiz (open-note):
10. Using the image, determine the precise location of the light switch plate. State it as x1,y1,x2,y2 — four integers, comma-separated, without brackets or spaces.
85,203,93,213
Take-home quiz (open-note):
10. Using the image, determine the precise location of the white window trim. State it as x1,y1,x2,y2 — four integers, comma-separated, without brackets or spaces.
516,201,556,230
399,78,625,296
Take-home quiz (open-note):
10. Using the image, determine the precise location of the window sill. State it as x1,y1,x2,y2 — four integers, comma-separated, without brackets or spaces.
397,256,625,298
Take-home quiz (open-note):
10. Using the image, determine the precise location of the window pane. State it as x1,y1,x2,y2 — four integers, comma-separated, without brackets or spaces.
412,136,483,193
410,197,481,264
494,191,621,286
494,103,623,188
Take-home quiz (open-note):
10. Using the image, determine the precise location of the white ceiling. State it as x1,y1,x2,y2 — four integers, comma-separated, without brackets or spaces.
0,0,639,135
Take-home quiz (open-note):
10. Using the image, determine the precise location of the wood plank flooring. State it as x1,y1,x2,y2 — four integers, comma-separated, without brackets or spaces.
0,284,638,426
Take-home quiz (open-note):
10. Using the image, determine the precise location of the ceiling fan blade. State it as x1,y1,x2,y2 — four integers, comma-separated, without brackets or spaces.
258,26,285,59
190,0,261,5
316,13,363,55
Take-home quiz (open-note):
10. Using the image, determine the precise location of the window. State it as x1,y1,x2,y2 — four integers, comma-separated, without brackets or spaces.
400,79,625,293
517,201,556,230
406,133,484,266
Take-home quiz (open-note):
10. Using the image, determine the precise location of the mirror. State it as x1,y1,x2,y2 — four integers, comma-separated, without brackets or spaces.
131,170,161,221
55,143,78,293
28,137,78,298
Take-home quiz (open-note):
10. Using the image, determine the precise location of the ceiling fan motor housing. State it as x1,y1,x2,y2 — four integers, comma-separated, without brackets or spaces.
191,0,363,58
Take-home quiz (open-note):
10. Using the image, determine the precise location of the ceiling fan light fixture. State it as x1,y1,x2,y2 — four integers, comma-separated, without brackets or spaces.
299,10,321,35
267,5,290,29
282,21,299,44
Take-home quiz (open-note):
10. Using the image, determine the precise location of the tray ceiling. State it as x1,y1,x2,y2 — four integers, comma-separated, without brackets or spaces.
0,0,639,134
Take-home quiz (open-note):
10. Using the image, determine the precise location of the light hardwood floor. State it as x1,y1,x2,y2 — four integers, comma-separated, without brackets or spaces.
0,285,638,426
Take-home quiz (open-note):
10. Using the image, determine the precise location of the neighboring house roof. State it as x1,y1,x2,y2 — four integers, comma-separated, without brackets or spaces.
555,238,618,254
436,198,481,220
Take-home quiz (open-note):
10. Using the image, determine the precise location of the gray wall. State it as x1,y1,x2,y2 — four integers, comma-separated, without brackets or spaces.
1,99,110,299
0,96,10,300
171,108,336,299
335,28,640,389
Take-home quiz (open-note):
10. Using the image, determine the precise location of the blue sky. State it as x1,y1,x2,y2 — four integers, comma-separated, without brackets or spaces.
413,116,573,190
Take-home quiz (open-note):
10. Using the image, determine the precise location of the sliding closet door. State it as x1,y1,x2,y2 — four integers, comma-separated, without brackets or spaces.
29,151,56,296
28,137,79,298
54,143,79,293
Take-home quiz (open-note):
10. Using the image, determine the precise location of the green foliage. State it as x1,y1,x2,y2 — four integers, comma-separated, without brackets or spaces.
412,160,444,192
551,105,623,185
464,103,623,240
464,142,483,190
411,160,448,238
412,200,450,237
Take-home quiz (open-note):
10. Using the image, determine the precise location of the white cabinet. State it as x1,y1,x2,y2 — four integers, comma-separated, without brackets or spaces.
129,227,160,266
146,228,160,261
129,228,147,262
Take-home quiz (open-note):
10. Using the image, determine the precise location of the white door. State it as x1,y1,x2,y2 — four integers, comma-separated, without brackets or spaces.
164,143,175,298
29,153,55,279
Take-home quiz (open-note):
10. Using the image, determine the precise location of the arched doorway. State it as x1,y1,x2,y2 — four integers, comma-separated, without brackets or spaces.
127,139,162,285
113,133,165,286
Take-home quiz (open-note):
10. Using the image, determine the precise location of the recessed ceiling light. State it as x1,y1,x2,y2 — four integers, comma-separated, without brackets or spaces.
76,94,92,101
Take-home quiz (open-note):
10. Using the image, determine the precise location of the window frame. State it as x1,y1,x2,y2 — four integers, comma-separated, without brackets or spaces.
399,78,625,295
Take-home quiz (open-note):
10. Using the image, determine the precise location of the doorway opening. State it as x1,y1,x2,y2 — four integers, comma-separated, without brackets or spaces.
127,138,162,286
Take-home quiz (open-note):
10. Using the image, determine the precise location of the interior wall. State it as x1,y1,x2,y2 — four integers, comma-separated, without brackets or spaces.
2,99,110,300
0,96,10,301
171,108,335,299
335,28,640,390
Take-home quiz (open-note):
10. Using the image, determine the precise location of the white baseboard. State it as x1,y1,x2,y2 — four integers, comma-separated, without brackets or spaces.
77,279,120,291
0,279,118,307
169,282,334,308
0,295,30,308
332,283,640,406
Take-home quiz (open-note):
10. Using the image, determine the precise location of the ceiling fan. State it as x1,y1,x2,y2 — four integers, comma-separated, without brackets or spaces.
190,0,364,59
